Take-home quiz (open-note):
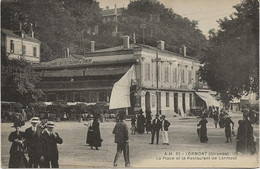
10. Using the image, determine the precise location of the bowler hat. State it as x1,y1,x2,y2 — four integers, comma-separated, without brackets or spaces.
12,120,25,128
46,121,55,128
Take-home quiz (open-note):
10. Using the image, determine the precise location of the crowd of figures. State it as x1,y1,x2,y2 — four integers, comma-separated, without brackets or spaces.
196,105,257,155
8,118,63,168
7,106,258,168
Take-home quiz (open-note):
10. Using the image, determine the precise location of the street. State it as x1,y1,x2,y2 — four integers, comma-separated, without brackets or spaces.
1,113,259,168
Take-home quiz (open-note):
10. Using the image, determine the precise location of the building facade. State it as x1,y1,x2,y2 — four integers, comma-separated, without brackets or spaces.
1,29,41,63
34,36,216,117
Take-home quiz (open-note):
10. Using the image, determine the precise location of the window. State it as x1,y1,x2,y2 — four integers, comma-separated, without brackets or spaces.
10,40,14,53
188,71,192,84
152,95,155,107
173,68,177,83
145,63,150,81
67,92,74,102
181,69,185,83
57,92,66,101
90,92,97,102
33,47,37,57
74,92,80,102
164,67,169,82
22,45,26,55
166,92,169,107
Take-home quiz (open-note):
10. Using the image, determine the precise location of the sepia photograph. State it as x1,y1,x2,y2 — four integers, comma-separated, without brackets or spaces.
1,0,259,168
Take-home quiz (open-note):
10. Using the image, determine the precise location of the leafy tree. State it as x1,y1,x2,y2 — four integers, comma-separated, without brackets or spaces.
199,0,259,103
1,59,43,104
118,0,208,58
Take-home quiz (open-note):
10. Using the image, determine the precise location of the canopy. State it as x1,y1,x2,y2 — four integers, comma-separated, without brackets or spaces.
195,92,220,108
109,65,136,109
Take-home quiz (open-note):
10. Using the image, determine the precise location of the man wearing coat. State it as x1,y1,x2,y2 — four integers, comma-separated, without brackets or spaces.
112,113,130,167
161,115,171,145
40,121,63,168
25,117,43,168
149,114,161,145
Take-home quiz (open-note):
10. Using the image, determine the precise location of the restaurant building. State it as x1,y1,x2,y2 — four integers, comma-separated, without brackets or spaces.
34,36,219,117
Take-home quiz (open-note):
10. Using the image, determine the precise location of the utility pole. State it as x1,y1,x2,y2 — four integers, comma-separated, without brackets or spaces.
152,51,161,115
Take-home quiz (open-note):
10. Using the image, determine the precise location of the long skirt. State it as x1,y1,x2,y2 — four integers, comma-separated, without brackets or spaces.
9,153,28,168
199,127,208,143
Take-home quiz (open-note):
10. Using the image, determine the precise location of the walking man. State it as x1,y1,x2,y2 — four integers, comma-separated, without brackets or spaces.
40,121,63,168
113,113,130,167
149,114,161,145
161,115,171,145
25,117,43,168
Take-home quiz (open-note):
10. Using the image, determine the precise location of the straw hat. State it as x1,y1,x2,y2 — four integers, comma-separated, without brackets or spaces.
31,117,40,124
46,121,55,128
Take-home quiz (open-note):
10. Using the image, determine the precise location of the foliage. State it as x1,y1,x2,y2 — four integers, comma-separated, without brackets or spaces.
29,102,46,113
199,0,259,103
1,59,43,104
118,0,208,58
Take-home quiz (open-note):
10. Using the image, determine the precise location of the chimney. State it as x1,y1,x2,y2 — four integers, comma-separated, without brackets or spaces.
157,40,165,50
106,6,109,10
31,31,34,38
65,48,70,57
91,41,95,52
123,35,130,49
183,45,187,57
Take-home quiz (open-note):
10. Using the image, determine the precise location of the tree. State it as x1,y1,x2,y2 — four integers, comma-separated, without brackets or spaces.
199,0,259,103
117,0,208,58
1,59,43,105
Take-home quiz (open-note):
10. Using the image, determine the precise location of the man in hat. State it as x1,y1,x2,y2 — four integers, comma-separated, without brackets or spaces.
25,117,43,168
40,121,63,168
137,109,145,134
113,113,130,167
150,114,161,145
161,115,171,145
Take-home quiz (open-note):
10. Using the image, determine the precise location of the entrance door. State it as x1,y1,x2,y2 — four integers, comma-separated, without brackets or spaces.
174,93,178,113
182,93,186,113
145,92,151,112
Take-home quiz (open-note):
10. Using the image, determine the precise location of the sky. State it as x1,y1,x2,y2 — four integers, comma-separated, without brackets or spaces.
97,0,242,38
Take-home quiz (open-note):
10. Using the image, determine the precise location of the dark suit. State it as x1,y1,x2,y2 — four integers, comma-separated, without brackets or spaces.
40,130,63,168
25,126,43,168
151,118,161,144
161,120,170,131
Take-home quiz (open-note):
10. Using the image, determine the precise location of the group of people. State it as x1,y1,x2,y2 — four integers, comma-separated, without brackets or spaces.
8,117,63,168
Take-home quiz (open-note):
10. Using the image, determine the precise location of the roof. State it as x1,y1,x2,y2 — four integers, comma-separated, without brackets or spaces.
94,43,199,62
40,64,133,77
1,28,41,44
102,7,124,16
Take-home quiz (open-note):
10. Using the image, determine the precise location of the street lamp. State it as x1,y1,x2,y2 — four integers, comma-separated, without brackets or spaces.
152,51,161,115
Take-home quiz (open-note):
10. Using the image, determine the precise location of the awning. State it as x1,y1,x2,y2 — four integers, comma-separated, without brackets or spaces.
109,65,136,109
195,92,220,108
42,65,132,77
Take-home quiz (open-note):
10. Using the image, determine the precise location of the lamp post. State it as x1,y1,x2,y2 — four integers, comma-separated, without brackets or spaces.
152,51,161,115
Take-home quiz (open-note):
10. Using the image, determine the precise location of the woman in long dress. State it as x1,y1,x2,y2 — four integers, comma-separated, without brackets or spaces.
85,114,102,150
197,116,208,143
8,120,28,168
145,110,152,134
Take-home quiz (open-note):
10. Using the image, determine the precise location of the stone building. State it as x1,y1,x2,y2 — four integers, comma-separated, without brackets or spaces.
34,36,219,117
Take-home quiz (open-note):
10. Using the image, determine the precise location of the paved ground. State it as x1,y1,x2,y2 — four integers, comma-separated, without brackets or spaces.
1,112,259,168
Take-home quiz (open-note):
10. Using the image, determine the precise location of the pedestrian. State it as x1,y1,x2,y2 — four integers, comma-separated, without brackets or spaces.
145,110,152,134
85,114,103,150
130,115,136,135
25,117,44,168
8,119,28,168
112,113,130,167
236,120,246,154
224,115,234,143
149,114,161,145
40,121,63,168
197,116,208,143
137,109,145,134
161,115,171,145
219,111,225,128
212,110,219,128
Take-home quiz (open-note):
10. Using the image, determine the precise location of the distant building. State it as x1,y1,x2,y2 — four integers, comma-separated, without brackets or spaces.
34,36,220,117
101,5,124,37
1,28,41,63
